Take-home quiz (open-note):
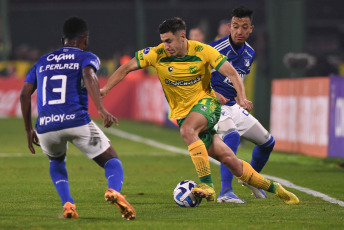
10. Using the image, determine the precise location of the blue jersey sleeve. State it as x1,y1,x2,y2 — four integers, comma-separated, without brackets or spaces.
82,52,100,72
25,65,37,87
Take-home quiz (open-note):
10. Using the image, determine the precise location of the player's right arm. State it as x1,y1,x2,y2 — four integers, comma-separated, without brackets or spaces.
217,61,253,111
101,58,139,97
83,65,118,128
20,81,40,154
206,45,253,111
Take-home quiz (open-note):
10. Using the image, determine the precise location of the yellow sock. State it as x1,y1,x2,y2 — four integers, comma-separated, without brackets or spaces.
188,140,213,186
236,160,274,191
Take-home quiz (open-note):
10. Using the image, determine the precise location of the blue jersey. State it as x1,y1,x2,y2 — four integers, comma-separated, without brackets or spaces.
210,36,255,106
25,47,100,134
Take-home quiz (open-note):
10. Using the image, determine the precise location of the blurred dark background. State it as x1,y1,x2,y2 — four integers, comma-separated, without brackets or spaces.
1,0,343,126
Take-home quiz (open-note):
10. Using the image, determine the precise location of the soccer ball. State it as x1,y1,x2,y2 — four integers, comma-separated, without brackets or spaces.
173,180,202,207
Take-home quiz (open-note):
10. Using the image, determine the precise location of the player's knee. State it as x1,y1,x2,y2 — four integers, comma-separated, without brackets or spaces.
93,145,118,168
180,125,196,142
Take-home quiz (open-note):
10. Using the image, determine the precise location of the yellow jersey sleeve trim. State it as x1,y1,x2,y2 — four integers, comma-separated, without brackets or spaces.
215,56,228,71
135,51,142,69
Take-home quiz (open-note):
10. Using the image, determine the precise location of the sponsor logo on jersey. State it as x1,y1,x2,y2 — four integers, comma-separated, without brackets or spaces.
143,47,151,55
195,45,204,52
201,105,207,111
165,76,201,86
39,113,76,126
47,53,75,63
189,66,198,74
168,66,173,72
244,59,250,67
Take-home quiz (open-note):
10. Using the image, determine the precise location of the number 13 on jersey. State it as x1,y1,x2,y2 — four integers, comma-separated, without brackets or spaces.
42,75,67,106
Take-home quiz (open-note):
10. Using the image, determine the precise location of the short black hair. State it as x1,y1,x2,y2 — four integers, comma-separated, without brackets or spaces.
62,16,88,40
231,6,254,23
158,17,186,34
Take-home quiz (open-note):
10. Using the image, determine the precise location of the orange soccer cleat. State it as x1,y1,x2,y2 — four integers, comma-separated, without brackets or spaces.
63,202,79,219
104,188,136,220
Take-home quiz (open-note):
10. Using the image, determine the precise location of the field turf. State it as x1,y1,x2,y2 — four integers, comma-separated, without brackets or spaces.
0,118,344,230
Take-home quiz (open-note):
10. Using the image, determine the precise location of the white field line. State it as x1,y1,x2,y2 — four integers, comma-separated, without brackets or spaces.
103,127,344,207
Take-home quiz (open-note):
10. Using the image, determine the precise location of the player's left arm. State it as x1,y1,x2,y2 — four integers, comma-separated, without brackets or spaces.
217,61,253,111
82,65,118,128
20,82,40,154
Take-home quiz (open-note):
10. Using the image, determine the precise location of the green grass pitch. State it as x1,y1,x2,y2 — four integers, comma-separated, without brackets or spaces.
0,118,344,229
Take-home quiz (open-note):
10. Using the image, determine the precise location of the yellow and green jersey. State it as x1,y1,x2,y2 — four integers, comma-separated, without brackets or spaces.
135,40,228,119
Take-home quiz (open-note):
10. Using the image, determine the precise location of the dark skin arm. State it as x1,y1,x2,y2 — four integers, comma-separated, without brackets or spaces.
20,82,40,154
82,65,118,128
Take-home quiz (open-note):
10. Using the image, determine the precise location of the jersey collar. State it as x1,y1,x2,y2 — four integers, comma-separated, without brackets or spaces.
61,46,83,51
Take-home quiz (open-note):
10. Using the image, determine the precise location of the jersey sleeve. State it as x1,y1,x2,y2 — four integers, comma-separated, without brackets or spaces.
135,47,157,69
82,52,100,72
25,64,37,87
204,45,228,71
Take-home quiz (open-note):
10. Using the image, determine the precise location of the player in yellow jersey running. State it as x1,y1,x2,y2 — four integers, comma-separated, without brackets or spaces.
101,17,299,205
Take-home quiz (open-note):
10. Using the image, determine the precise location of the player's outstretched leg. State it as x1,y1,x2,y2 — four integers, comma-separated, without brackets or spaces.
237,161,299,205
218,131,245,203
240,136,275,199
105,189,136,220
63,202,79,219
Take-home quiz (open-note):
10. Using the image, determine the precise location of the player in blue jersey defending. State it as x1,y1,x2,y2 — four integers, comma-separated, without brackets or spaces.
210,6,275,203
20,17,135,220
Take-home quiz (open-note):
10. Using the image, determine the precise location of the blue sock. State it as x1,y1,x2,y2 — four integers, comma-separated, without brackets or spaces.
220,131,240,195
105,158,124,192
49,158,74,206
251,136,275,172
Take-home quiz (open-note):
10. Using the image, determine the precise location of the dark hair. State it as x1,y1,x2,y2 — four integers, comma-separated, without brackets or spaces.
158,17,186,34
231,6,254,23
62,16,88,40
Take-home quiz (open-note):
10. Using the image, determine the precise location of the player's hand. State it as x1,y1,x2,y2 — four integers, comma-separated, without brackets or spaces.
215,92,230,105
26,129,40,154
99,108,119,128
243,99,253,112
237,98,253,112
100,88,107,99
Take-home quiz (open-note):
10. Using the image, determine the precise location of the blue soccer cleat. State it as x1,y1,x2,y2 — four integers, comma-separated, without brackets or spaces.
217,190,246,203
